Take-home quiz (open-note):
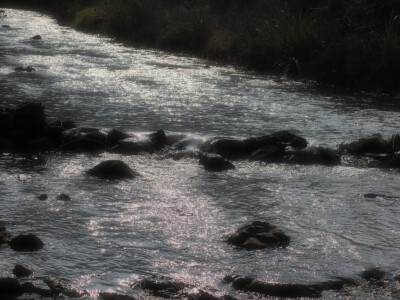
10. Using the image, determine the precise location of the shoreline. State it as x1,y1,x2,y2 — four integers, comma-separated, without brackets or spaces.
2,1,400,96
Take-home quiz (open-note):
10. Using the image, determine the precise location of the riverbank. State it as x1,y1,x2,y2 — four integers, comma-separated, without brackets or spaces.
3,0,400,94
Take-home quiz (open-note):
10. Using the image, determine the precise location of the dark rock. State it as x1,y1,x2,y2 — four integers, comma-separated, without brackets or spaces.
188,290,235,300
364,193,398,199
105,129,130,146
249,145,285,162
386,134,400,154
2,25,10,28
285,147,341,166
21,137,52,152
60,128,81,143
100,292,137,300
45,121,64,141
340,135,387,155
225,276,321,298
38,194,48,200
82,131,106,144
110,140,154,155
150,129,168,150
0,278,23,297
59,137,106,153
80,126,100,133
61,120,77,131
13,263,33,277
31,35,42,40
136,279,186,298
200,138,248,159
44,277,86,298
0,109,15,131
21,282,52,297
199,154,235,172
0,138,14,152
15,102,45,131
87,160,139,180
0,225,12,245
395,272,400,282
57,194,71,201
226,221,290,250
9,234,44,252
361,267,386,282
15,66,36,72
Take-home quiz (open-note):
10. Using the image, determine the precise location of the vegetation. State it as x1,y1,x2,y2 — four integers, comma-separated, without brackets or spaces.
3,0,400,93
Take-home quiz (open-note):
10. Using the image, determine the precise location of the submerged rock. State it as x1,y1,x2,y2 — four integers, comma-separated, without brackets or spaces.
31,35,42,40
340,135,387,155
187,290,236,300
100,292,137,300
21,282,52,297
44,277,86,298
226,221,290,250
106,129,130,146
87,160,139,179
361,267,386,282
38,194,48,200
135,279,186,298
224,275,356,298
57,194,71,201
199,154,235,172
285,147,341,166
9,234,44,252
13,263,33,277
150,129,168,150
15,66,36,72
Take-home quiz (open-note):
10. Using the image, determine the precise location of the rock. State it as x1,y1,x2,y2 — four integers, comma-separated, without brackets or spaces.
21,282,52,297
80,126,100,133
188,290,236,300
61,120,77,130
395,272,400,282
224,276,321,298
9,234,44,252
2,25,10,28
59,137,106,152
249,145,285,162
15,102,45,131
340,135,387,155
149,129,168,150
31,35,42,40
361,267,386,282
0,277,23,297
15,66,36,72
57,194,71,201
285,147,341,166
44,277,86,298
386,134,400,154
226,221,290,250
200,138,248,159
199,154,235,172
13,263,33,277
224,275,356,298
0,225,12,245
136,279,186,298
82,131,106,144
0,138,14,153
364,193,398,199
38,194,48,200
100,292,137,300
87,160,139,180
110,140,154,155
105,129,130,146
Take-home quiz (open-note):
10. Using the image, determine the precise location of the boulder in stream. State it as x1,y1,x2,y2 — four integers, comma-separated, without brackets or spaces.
134,278,186,298
87,160,139,179
199,154,235,172
9,233,44,252
0,277,23,297
105,129,130,146
31,35,42,40
13,263,33,277
100,292,137,300
226,221,290,249
44,277,86,298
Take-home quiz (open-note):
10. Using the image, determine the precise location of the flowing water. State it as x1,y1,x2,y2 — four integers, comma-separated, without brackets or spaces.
1,9,400,299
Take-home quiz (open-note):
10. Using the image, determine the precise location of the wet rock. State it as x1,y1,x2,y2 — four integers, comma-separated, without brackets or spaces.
31,35,42,40
150,129,168,150
80,126,100,133
13,263,33,277
364,193,398,199
21,137,52,152
2,25,10,28
0,224,12,245
249,145,285,162
15,102,45,131
386,134,400,154
60,137,106,152
136,279,186,298
188,290,236,300
361,267,386,282
87,160,139,180
15,66,36,72
57,194,71,201
200,138,248,159
395,272,400,282
44,277,86,298
38,194,48,200
9,234,44,252
110,140,154,155
226,221,290,250
199,154,235,172
224,276,321,298
285,147,341,166
61,120,77,131
340,135,387,155
0,277,23,297
0,138,14,152
105,129,130,146
21,282,52,297
82,131,106,144
100,292,137,300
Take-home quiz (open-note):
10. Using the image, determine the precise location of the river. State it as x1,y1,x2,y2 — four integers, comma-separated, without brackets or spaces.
1,8,400,299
